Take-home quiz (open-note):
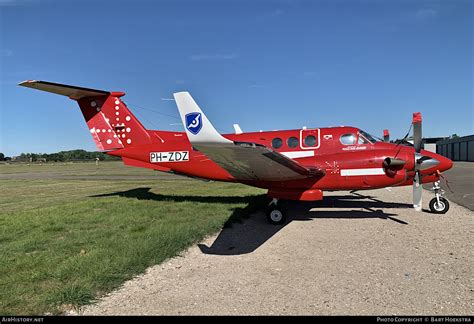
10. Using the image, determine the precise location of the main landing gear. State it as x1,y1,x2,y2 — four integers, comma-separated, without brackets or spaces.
266,198,287,225
429,181,450,214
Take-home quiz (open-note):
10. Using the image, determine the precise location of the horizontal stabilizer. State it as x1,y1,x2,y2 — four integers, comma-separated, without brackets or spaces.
19,80,109,100
19,80,152,151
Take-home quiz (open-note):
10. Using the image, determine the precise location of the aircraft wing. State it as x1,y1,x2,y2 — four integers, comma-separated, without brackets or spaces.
173,92,324,181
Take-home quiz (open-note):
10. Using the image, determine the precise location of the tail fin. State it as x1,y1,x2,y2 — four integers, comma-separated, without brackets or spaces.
19,80,151,151
173,91,231,144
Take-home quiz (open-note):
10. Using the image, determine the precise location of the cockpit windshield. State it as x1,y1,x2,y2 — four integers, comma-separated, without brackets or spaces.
358,130,379,144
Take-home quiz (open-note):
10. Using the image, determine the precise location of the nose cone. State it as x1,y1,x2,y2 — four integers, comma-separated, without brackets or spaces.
418,154,440,170
417,150,453,174
438,154,453,172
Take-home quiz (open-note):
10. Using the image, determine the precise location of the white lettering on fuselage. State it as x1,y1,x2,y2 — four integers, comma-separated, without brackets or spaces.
342,146,367,151
150,151,189,163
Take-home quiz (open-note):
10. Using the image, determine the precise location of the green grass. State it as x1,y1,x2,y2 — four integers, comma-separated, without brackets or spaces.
0,162,266,314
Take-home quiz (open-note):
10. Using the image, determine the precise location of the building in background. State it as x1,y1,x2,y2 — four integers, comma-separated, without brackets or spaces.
423,137,446,153
436,135,474,162
397,137,447,153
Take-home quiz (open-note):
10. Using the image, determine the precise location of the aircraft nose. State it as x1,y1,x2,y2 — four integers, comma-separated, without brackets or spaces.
417,155,440,170
437,154,453,172
416,151,453,173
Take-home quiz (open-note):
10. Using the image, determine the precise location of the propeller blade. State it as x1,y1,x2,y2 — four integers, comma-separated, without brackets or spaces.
383,129,390,143
413,171,422,211
413,112,422,153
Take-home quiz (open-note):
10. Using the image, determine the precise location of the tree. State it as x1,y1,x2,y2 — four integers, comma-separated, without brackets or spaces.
12,150,121,162
0,153,4,161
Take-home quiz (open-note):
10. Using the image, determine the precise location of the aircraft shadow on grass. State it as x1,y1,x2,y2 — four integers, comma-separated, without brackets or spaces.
91,188,411,256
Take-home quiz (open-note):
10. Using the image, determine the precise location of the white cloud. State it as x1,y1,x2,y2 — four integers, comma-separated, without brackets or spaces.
256,8,285,22
190,53,238,61
270,8,284,17
0,49,13,56
0,0,35,6
415,8,438,19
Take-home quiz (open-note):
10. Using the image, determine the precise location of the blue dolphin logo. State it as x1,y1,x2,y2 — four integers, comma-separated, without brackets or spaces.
185,112,202,135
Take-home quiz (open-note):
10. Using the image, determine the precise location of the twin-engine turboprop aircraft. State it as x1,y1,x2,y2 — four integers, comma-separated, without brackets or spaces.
19,81,453,224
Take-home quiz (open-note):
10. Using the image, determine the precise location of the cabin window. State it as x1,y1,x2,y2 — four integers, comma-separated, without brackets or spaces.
287,137,299,148
304,135,317,147
272,137,283,149
340,134,356,145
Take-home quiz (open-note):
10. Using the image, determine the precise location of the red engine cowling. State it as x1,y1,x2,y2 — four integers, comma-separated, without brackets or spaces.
268,189,323,201
364,168,408,187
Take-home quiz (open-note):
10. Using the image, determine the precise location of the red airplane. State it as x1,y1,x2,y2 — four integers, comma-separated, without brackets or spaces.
19,80,453,224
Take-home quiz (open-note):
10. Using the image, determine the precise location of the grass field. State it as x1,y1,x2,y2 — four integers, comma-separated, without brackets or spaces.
0,161,266,315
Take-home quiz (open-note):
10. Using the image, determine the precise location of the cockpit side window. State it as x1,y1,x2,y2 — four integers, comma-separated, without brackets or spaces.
340,134,356,145
358,134,370,144
359,130,378,144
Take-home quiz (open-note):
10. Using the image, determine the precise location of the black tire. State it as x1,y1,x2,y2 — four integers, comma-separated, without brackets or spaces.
429,197,450,214
266,206,286,225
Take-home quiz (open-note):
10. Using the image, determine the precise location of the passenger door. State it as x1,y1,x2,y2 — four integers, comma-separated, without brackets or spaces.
300,129,320,150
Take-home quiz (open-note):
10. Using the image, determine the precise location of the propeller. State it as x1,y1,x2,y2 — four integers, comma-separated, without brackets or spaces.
412,112,423,211
385,112,440,211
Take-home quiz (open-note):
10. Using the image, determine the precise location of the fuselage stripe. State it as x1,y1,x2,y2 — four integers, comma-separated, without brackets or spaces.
340,168,386,176
281,151,315,159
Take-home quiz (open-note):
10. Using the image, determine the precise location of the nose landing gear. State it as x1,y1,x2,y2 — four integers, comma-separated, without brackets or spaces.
429,181,450,214
266,198,287,225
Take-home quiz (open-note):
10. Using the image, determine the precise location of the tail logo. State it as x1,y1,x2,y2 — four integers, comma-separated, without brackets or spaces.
185,112,202,135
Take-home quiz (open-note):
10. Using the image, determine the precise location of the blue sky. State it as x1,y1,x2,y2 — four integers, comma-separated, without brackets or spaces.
0,0,472,156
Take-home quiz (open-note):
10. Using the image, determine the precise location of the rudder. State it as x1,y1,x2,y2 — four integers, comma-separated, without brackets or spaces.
77,93,151,150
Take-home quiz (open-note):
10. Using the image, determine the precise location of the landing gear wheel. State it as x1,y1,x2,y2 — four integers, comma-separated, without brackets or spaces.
429,197,449,214
266,205,286,225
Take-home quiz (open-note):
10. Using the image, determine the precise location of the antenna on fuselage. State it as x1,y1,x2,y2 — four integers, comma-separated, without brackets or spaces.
233,124,243,134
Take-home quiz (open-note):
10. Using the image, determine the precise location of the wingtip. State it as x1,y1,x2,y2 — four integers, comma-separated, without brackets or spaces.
18,80,38,87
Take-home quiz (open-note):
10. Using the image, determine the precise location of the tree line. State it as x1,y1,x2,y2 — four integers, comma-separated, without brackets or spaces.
0,150,121,162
